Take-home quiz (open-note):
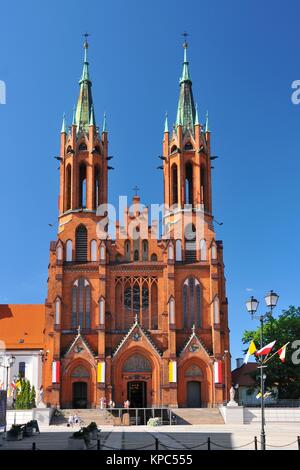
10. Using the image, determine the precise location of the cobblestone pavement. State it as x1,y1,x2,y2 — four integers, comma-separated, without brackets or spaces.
1,423,299,450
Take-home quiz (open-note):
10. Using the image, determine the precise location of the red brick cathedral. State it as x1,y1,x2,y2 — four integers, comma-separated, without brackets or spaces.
43,39,231,409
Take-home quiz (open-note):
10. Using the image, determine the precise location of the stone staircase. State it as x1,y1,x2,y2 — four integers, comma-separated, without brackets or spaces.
50,407,224,426
51,409,114,426
171,408,224,425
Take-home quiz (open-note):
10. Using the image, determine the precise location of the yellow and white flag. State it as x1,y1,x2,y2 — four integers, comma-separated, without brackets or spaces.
244,340,257,364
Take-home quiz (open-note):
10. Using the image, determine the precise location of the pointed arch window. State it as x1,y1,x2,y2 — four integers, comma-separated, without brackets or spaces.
183,277,201,328
142,240,148,261
66,240,73,262
72,278,91,329
94,165,101,209
171,164,178,205
125,240,131,261
168,296,175,324
76,225,88,262
55,297,61,325
99,297,105,325
211,241,217,260
168,242,174,261
151,253,157,261
56,243,63,262
100,243,106,261
213,296,220,324
184,142,194,151
185,162,193,205
200,239,206,261
65,164,72,211
78,142,87,151
184,223,196,262
91,239,97,262
79,163,87,208
175,240,182,261
134,249,139,261
201,164,207,210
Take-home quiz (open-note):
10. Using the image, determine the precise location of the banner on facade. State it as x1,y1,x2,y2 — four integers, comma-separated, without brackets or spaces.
214,360,222,383
97,362,105,383
0,390,7,428
169,361,177,383
52,361,60,383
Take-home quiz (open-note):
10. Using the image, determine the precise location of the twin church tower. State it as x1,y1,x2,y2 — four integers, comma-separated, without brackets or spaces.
43,38,231,409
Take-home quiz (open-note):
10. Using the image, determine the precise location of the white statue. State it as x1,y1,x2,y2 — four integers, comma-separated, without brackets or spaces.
227,385,238,407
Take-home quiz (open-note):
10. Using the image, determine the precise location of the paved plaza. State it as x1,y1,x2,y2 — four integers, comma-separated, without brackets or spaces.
1,422,299,450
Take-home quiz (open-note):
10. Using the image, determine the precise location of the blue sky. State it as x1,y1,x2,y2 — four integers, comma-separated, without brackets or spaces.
0,0,300,365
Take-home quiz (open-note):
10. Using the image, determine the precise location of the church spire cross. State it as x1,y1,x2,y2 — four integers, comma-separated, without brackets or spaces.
132,186,140,197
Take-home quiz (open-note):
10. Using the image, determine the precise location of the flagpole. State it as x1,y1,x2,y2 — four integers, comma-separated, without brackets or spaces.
263,343,289,365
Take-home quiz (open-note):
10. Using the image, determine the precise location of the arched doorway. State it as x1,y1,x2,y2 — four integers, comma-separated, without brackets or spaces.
71,365,90,408
127,381,147,408
120,353,152,407
187,381,201,407
73,382,88,408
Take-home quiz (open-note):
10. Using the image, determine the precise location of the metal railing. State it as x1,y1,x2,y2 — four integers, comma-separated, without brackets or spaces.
238,398,300,408
103,407,173,425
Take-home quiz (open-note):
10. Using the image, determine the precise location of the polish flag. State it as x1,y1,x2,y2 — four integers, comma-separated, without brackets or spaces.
52,361,60,383
277,343,289,363
256,341,276,356
214,361,222,384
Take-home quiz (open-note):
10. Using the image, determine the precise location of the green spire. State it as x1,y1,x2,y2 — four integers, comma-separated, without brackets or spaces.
102,112,107,133
75,38,95,133
205,110,210,133
164,112,169,132
176,40,196,133
61,112,67,133
180,41,191,83
195,104,199,126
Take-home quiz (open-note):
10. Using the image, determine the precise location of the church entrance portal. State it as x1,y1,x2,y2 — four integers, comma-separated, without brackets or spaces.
127,381,147,408
72,382,88,408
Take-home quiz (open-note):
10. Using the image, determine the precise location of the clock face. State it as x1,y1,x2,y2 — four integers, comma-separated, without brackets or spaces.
124,286,149,311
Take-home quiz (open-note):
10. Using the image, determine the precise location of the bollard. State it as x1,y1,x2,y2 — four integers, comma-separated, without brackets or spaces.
207,437,211,450
32,442,36,451
97,438,101,450
254,436,258,451
298,436,300,451
155,438,159,451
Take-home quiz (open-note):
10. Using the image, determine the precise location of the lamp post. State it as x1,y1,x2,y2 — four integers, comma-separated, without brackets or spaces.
0,355,16,434
245,290,279,450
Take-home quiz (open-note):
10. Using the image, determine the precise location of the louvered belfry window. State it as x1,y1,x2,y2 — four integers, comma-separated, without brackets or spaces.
76,225,88,262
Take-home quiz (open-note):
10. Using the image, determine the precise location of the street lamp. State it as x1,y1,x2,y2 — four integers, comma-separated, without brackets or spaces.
0,355,16,434
245,291,279,450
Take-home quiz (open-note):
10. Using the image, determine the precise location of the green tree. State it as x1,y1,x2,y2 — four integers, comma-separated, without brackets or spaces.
242,306,300,399
15,378,36,409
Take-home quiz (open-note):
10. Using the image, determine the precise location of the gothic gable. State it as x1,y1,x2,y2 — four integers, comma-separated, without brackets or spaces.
63,331,96,361
112,319,162,359
179,328,212,359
